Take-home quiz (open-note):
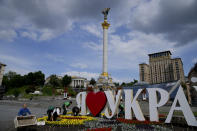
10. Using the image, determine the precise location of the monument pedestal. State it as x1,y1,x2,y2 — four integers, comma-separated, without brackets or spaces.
97,74,115,89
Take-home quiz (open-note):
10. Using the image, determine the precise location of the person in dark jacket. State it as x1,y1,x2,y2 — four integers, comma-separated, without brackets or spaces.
52,107,61,121
47,106,55,121
18,104,31,116
72,106,80,116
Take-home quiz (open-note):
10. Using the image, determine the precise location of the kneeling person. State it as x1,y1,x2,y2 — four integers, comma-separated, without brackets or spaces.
47,106,55,121
52,107,61,121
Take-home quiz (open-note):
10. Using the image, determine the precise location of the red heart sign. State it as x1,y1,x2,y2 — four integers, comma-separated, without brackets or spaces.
86,91,107,116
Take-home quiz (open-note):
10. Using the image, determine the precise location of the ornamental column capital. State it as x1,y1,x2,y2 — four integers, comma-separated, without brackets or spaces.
102,21,110,29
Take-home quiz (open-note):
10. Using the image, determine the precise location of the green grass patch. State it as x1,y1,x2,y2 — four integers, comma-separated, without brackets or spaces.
5,86,42,98
6,86,28,97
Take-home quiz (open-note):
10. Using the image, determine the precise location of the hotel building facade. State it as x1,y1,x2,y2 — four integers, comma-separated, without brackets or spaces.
139,51,185,84
0,62,6,86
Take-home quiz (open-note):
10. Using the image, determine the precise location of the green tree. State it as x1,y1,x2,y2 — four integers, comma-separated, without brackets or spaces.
49,75,61,88
128,79,138,86
2,75,9,91
62,75,71,87
33,71,45,86
4,71,17,80
133,79,138,84
121,79,138,87
90,78,96,85
2,71,23,89
114,82,120,87
24,71,45,86
11,74,24,88
121,82,126,86
2,71,17,89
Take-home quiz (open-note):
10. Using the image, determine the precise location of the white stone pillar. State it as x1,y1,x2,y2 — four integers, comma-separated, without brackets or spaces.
103,27,108,74
78,80,80,86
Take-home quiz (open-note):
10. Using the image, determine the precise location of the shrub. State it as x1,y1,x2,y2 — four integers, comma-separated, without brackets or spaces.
42,86,53,96
25,86,36,94
68,87,76,96
76,85,80,88
13,89,20,97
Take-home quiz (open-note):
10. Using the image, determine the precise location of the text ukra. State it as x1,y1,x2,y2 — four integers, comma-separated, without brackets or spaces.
76,86,197,126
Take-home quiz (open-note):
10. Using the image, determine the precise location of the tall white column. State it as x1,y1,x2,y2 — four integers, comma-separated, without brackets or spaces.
103,28,108,74
102,20,110,77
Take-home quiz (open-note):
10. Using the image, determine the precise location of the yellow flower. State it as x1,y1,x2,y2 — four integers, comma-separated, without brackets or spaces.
37,115,97,126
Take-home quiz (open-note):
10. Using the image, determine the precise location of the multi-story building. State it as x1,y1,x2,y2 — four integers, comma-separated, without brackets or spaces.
0,62,6,86
139,51,185,84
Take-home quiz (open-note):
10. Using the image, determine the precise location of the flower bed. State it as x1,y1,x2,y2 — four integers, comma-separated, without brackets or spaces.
37,115,96,126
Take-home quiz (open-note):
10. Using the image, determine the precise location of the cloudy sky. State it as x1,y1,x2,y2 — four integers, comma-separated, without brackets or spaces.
0,0,197,83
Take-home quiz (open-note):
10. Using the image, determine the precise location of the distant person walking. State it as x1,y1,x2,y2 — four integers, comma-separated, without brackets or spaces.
142,88,147,100
63,90,68,99
18,104,31,116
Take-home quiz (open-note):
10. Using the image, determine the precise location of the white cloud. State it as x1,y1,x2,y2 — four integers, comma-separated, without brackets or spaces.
39,29,56,41
81,24,102,37
129,0,197,46
130,0,160,28
70,63,88,69
83,30,178,82
45,54,65,63
0,0,196,45
21,31,37,40
0,29,17,41
0,0,138,42
192,58,197,64
5,67,31,75
0,54,33,75
84,31,176,71
0,54,32,66
83,42,102,51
